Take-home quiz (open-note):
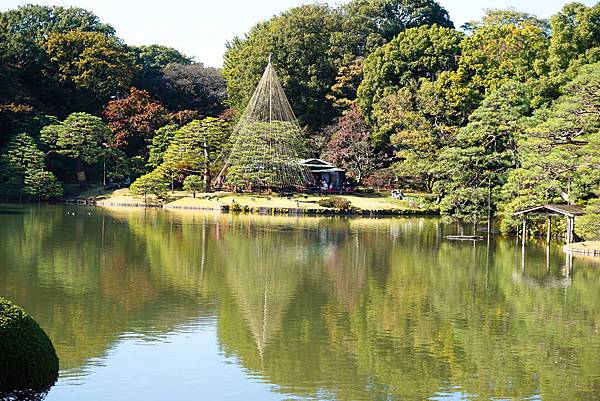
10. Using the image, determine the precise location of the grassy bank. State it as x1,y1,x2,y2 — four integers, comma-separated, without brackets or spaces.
564,241,600,256
90,188,436,215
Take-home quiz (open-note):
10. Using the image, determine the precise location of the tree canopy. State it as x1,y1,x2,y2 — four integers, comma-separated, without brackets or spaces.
103,87,169,157
44,30,137,108
357,24,463,118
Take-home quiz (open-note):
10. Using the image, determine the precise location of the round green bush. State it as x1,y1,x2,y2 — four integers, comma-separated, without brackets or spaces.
0,298,59,394
317,196,352,210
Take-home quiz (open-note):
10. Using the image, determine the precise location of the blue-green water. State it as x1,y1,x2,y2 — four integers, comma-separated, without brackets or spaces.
1,205,599,400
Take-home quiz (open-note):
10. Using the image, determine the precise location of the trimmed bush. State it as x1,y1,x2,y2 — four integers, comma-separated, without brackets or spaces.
0,298,59,395
317,196,352,210
130,171,169,200
183,175,204,197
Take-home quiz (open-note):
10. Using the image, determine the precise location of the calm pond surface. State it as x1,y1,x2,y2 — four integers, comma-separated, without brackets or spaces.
1,204,600,401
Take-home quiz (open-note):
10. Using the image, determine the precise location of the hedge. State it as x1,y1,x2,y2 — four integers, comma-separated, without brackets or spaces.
0,298,59,396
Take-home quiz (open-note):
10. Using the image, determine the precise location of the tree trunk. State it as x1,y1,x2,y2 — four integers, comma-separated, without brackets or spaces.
204,145,211,192
75,157,87,189
487,178,492,234
204,166,211,193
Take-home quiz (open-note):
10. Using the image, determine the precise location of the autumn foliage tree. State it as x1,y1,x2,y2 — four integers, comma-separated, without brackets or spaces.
103,87,169,157
322,106,375,184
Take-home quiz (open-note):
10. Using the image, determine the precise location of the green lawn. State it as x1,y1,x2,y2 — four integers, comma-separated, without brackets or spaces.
94,189,426,212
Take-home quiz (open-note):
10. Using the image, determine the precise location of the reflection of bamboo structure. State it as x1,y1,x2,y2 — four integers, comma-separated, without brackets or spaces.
223,244,302,357
218,60,314,189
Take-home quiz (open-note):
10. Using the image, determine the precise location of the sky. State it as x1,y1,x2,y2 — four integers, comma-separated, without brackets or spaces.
2,0,597,67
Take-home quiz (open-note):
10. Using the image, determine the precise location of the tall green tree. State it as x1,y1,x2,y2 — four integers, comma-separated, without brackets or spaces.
444,14,550,114
223,5,341,130
376,80,457,191
148,124,178,168
435,82,531,226
548,2,600,71
499,63,600,232
0,5,114,67
41,112,113,187
43,30,137,108
0,133,46,199
0,5,116,119
357,24,463,119
131,44,192,73
161,118,230,191
333,0,455,113
341,0,454,56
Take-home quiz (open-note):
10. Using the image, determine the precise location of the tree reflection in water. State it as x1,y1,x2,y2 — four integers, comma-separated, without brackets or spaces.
0,206,599,401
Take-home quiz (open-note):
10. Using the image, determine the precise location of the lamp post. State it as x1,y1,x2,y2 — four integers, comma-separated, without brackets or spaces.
102,142,109,188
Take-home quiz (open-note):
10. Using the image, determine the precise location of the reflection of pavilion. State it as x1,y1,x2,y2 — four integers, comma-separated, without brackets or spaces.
516,244,573,287
512,271,571,289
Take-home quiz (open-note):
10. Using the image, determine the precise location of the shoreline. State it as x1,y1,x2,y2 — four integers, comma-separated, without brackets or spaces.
95,199,438,216
563,241,600,257
83,189,440,217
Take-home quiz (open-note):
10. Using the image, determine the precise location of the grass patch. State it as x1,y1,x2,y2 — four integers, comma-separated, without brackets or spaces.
93,189,434,213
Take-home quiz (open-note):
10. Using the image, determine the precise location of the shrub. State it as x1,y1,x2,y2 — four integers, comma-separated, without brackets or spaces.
24,171,63,201
317,196,351,210
0,298,59,395
183,175,204,197
130,171,169,200
363,168,397,190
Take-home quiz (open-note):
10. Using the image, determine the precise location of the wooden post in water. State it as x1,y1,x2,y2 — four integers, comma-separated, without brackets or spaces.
546,216,552,245
565,251,573,278
521,219,527,247
570,217,575,244
565,216,574,244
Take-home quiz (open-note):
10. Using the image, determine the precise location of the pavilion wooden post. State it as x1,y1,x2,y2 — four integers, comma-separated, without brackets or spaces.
513,204,584,246
566,216,575,244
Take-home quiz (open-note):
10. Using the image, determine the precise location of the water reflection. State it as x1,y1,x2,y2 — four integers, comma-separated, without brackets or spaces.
0,205,599,401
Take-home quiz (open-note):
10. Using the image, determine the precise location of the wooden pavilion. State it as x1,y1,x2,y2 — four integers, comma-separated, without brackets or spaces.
513,204,585,244
297,159,345,188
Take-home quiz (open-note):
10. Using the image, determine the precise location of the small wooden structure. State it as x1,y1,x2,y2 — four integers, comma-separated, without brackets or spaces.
297,159,345,188
513,204,585,244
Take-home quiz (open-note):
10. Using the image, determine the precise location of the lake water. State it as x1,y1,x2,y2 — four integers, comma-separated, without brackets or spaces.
1,204,599,401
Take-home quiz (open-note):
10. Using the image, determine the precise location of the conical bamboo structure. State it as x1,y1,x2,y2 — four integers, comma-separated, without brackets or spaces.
218,59,314,189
